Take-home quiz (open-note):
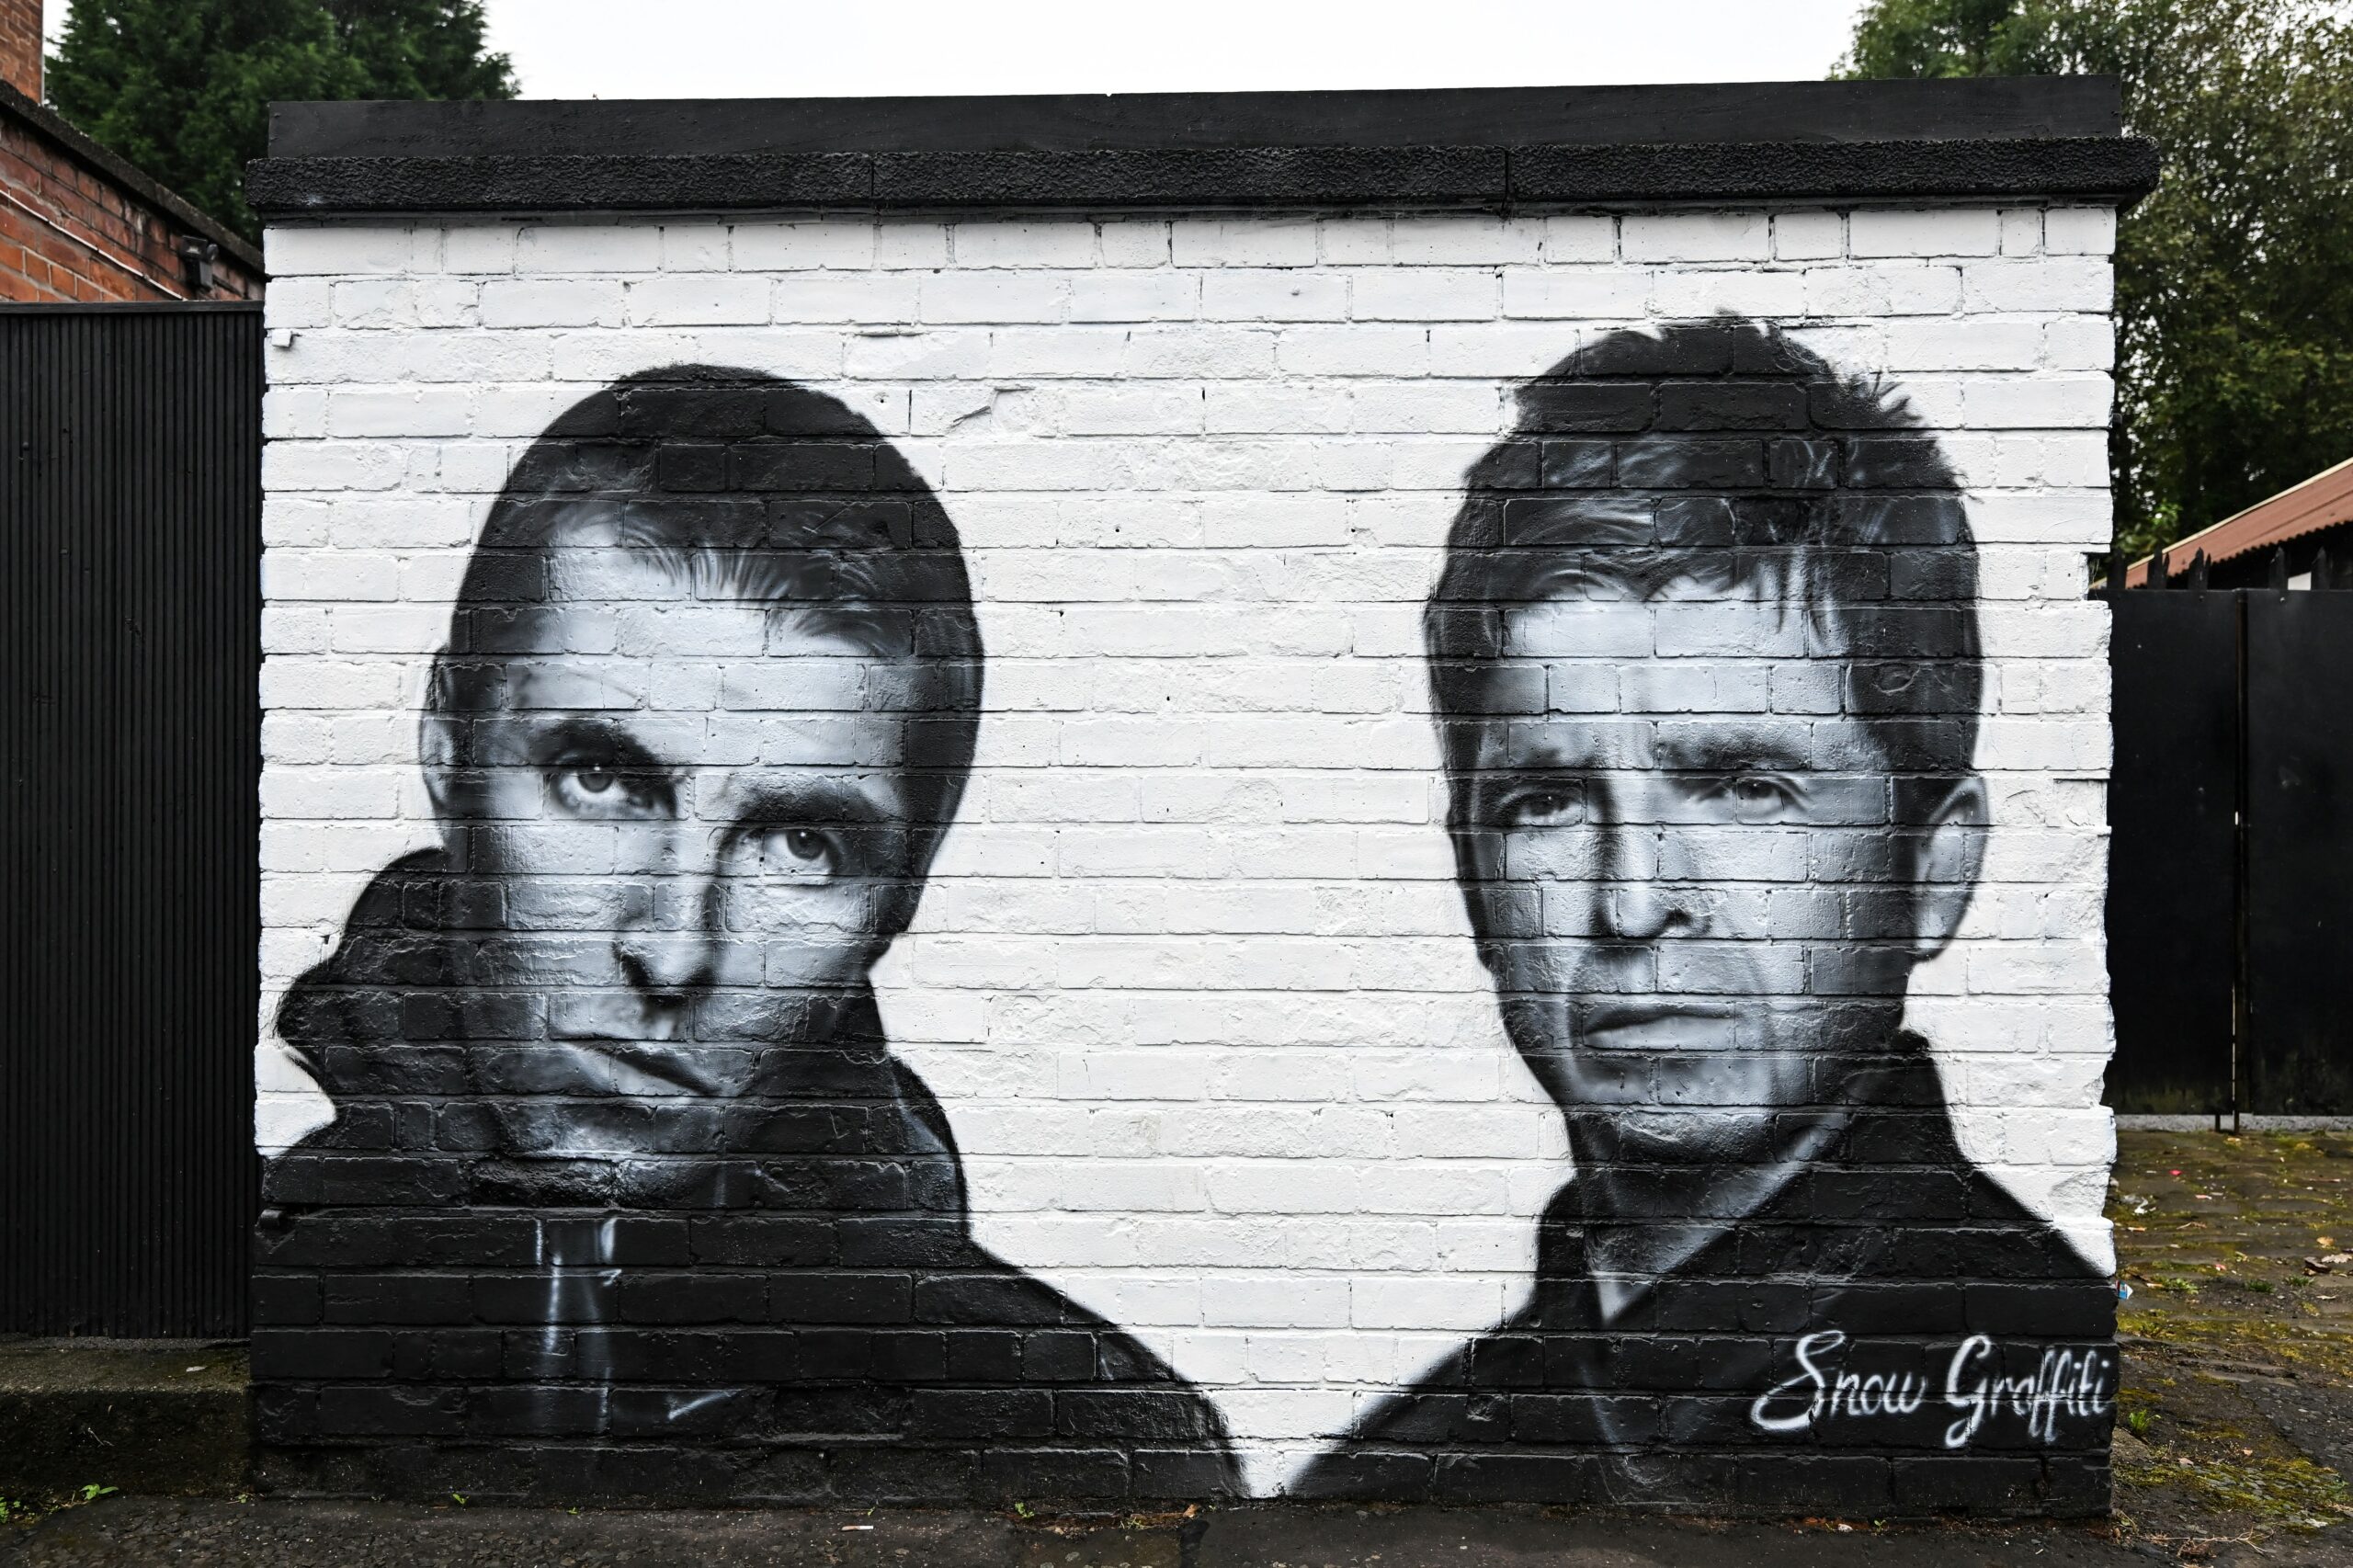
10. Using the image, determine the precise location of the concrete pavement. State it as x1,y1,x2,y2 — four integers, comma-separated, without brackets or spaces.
5,1498,2341,1568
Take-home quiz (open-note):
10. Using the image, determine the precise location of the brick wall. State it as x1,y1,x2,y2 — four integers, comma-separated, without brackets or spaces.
0,0,39,100
256,205,2120,1508
0,87,263,302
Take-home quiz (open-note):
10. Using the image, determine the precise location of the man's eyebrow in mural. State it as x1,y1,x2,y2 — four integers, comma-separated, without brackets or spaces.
1298,317,2114,1510
253,366,1237,1504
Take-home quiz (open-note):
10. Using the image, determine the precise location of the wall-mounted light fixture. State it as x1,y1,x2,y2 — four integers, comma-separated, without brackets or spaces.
176,236,218,294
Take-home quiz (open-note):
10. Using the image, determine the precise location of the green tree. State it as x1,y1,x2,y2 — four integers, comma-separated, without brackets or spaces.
1835,0,2048,76
47,0,515,244
1837,0,2353,563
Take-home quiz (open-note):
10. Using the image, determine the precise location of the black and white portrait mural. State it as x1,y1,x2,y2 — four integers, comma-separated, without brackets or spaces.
254,368,1238,1502
257,203,2124,1514
1302,318,2113,1509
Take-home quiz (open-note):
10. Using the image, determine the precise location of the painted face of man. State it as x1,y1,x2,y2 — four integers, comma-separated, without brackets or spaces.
427,536,924,1158
1456,572,1963,1176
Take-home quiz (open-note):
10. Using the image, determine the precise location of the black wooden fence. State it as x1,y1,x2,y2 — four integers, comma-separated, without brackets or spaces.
2106,549,2353,1116
0,303,261,1335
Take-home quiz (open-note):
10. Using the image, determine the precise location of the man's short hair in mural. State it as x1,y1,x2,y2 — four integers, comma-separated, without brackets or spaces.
1300,316,2115,1509
254,366,1239,1503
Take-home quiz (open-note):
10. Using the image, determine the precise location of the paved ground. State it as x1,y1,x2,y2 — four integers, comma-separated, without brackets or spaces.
7,1129,2353,1565
2105,1128,2353,1554
6,1498,2347,1568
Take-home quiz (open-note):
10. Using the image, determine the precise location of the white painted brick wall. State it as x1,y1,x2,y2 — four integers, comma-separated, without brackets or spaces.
258,204,2120,1493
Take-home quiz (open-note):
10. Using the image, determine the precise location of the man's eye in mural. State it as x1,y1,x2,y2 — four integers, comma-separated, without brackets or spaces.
550,763,673,819
535,720,677,820
1494,779,1585,830
1697,772,1803,824
753,824,842,881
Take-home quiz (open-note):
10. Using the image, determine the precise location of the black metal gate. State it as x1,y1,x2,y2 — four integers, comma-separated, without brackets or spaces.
2108,567,2353,1115
0,303,261,1336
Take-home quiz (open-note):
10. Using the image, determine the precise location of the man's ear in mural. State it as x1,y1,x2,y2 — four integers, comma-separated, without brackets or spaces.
416,659,463,829
1907,774,1989,962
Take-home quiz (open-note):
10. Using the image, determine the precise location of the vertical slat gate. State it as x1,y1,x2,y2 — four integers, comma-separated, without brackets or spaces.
2244,588,2353,1114
2106,589,2239,1113
0,304,261,1337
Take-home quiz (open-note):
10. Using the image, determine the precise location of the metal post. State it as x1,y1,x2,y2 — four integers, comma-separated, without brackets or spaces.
2231,583,2249,1136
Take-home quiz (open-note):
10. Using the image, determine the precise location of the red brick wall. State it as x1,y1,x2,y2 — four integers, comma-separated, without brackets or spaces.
0,0,40,102
0,106,264,302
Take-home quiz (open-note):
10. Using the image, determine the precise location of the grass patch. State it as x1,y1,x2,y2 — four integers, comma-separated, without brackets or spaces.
0,1484,120,1528
2121,1307,2353,1383
2118,1450,2353,1532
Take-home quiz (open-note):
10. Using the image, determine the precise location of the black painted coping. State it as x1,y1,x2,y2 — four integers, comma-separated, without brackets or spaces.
250,79,2158,219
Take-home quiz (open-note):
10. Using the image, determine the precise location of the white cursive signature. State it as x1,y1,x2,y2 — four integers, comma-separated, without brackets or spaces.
1748,1329,2116,1448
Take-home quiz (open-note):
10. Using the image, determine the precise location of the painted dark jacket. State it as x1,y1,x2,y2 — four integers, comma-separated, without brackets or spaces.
1297,1050,2115,1513
255,850,1237,1504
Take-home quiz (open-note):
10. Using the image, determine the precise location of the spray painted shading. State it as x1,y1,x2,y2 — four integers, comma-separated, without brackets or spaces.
252,368,1238,1504
1300,318,2114,1513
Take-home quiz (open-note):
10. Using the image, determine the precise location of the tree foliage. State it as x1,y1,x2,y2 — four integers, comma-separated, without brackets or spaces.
1836,0,2050,76
1838,0,2353,562
47,0,515,244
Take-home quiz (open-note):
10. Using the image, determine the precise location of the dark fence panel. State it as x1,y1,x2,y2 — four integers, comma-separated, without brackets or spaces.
2106,591,2238,1113
0,304,261,1336
2245,589,2353,1113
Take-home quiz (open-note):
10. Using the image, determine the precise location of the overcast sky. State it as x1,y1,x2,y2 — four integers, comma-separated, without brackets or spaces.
50,1,1874,98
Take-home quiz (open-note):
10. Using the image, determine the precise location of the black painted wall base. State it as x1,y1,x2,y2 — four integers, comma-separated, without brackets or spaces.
252,1441,2109,1515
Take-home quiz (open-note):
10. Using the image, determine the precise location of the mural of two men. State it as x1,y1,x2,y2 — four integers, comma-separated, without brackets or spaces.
253,314,2114,1509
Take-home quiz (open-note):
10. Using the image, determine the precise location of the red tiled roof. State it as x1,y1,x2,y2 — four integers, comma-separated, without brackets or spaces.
2125,457,2353,586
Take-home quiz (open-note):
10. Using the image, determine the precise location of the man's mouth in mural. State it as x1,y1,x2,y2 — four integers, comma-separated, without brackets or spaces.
1574,1002,1740,1053
548,1035,733,1097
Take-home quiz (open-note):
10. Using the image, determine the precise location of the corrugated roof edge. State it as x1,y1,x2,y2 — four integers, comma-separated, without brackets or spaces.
2127,458,2353,587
